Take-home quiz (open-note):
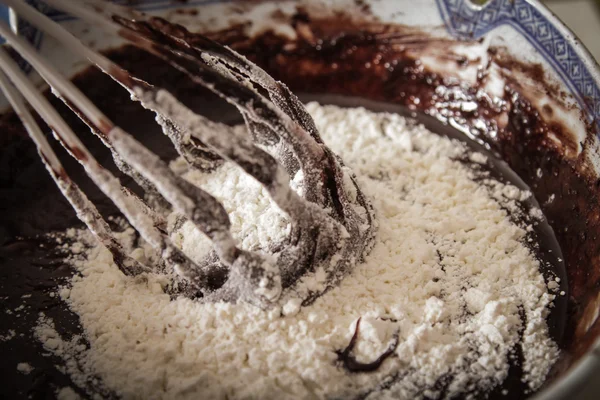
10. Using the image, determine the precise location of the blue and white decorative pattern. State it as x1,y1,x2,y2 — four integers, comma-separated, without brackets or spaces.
1,0,225,68
436,0,600,131
22,0,227,22
1,0,598,132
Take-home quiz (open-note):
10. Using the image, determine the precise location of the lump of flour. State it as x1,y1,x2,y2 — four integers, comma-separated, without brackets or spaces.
38,103,559,399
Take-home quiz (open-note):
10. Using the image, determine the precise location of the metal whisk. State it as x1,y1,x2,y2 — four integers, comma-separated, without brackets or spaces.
0,0,375,307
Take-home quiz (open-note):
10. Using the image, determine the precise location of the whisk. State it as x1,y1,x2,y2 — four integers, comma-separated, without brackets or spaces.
0,0,375,307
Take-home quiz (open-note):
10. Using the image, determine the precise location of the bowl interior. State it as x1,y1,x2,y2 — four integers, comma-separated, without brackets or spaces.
1,0,600,398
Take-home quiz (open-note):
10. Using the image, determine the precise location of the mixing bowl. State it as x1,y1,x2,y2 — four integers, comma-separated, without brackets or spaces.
1,0,599,399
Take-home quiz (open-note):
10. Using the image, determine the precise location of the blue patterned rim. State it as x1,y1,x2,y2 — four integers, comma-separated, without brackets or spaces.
0,0,230,45
2,0,232,24
1,0,598,134
436,0,600,136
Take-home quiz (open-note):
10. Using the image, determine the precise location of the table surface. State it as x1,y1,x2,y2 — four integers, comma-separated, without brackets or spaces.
544,0,600,61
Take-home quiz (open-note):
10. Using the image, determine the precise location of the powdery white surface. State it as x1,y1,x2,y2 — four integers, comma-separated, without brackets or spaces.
56,387,82,400
38,104,558,399
169,160,290,262
0,329,16,342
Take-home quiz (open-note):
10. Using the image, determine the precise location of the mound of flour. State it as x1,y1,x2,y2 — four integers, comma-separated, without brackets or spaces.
38,103,559,399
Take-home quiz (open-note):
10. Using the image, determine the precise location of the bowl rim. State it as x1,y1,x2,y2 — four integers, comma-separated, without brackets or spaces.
519,2,600,398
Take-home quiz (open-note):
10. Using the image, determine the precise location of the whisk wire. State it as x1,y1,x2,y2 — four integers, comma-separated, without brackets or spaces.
0,51,148,275
0,17,213,290
0,0,376,306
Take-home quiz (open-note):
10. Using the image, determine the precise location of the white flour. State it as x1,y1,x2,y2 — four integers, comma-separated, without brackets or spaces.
16,362,34,375
37,104,559,399
56,387,81,400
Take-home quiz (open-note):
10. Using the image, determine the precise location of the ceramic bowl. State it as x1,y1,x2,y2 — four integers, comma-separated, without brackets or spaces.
1,1,599,399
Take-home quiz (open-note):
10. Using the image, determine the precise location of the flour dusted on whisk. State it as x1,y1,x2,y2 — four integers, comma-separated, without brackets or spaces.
39,104,559,400
168,159,290,262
